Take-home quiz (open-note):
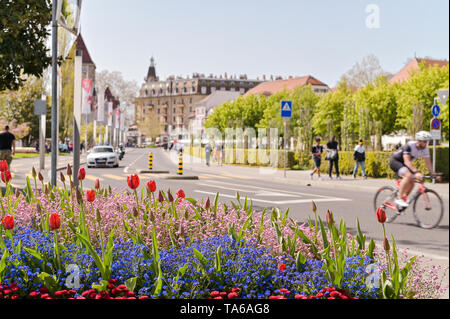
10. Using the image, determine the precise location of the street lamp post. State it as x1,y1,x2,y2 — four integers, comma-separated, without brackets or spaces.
51,0,58,186
50,0,82,187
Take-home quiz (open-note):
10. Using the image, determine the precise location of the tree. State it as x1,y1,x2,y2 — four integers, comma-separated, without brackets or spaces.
137,109,163,140
396,63,449,140
312,80,355,140
340,54,391,88
0,0,52,91
95,70,139,126
0,75,46,144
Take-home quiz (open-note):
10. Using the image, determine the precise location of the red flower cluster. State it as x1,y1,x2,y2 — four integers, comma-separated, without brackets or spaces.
28,287,77,299
77,279,149,300
268,288,291,299
0,283,20,299
208,288,241,299
268,287,357,299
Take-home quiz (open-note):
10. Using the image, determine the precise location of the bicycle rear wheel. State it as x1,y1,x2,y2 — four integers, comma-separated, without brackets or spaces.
373,186,400,223
413,189,444,229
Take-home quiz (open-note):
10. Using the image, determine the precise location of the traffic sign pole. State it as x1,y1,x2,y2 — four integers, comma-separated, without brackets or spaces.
280,101,292,178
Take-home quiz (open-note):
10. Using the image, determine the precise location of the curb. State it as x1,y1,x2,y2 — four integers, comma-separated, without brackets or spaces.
138,170,170,174
163,175,199,180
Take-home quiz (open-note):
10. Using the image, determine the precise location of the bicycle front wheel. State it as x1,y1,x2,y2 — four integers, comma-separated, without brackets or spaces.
413,189,444,229
373,186,399,223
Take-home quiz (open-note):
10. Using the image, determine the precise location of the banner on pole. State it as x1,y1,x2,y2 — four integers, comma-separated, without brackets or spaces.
107,102,113,126
97,94,104,122
81,79,92,114
115,108,120,129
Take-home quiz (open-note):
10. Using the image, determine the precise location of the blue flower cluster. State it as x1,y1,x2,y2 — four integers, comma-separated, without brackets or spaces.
1,228,379,299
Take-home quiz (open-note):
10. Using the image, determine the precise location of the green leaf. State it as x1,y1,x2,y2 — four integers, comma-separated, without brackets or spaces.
125,277,138,292
214,246,222,273
318,216,329,249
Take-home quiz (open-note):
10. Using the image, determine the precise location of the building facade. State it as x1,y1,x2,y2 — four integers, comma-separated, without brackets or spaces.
135,57,264,136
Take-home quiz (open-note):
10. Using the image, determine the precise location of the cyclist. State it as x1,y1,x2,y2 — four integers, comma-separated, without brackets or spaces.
389,131,440,208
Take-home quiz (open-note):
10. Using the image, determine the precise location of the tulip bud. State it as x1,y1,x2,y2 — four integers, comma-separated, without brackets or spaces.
67,164,72,176
383,237,390,252
312,201,317,213
376,207,386,224
157,190,164,203
76,188,83,204
205,197,211,210
96,208,102,223
38,172,44,183
44,184,49,195
167,189,174,202
95,178,100,190
49,213,61,231
326,210,334,226
32,167,37,179
2,215,14,230
15,188,20,198
60,172,66,183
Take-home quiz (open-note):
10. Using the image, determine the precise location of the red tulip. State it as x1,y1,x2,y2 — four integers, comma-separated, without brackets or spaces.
147,180,156,193
0,160,8,172
94,178,100,190
278,263,286,272
2,215,14,230
1,170,12,183
49,214,61,230
86,189,96,202
127,174,140,190
78,168,86,181
176,189,185,199
376,207,386,223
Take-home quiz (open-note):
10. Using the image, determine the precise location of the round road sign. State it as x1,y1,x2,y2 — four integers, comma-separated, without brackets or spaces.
431,118,441,130
431,104,441,117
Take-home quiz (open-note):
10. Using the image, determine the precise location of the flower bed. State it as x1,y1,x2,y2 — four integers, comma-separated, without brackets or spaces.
0,162,448,299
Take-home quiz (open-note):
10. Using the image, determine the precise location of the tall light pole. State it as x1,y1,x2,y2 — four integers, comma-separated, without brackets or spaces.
51,0,82,187
51,0,58,186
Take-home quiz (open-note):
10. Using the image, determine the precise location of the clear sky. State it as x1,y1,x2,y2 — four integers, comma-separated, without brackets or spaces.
79,0,449,88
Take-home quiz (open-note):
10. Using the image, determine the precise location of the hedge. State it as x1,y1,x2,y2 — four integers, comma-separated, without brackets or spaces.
185,146,448,181
297,146,449,181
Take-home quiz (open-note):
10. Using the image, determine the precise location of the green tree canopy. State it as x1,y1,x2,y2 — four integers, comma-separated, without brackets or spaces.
0,0,52,91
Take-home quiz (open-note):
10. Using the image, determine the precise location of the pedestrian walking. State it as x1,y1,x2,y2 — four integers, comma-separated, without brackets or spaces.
325,136,340,180
310,137,324,180
215,143,223,166
205,143,212,166
0,125,16,169
353,139,367,179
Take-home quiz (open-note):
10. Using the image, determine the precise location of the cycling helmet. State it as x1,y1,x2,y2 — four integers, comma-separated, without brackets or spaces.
415,131,432,141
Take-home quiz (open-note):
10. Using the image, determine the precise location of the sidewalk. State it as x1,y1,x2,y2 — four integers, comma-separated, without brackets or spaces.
165,150,449,198
9,153,87,188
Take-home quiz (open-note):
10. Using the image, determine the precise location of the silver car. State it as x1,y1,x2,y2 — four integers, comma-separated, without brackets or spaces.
87,146,119,168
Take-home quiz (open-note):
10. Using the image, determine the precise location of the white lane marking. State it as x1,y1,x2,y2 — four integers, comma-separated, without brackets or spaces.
198,180,338,199
124,152,147,174
196,182,297,197
194,190,350,205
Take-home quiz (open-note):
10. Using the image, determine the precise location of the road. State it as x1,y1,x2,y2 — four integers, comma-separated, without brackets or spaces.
9,147,449,268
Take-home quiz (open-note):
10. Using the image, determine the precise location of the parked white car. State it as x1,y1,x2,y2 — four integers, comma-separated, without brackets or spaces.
87,146,119,168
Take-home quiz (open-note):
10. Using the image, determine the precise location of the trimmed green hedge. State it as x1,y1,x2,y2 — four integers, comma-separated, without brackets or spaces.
298,146,449,181
186,146,448,181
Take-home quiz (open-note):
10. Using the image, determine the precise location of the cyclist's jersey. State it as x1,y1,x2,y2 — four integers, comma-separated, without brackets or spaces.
391,141,430,163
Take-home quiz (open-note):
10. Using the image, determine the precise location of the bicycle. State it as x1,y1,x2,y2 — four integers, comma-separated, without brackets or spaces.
373,174,444,229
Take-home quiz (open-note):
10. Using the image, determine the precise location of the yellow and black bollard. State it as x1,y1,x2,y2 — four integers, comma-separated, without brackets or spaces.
177,153,183,175
148,153,153,170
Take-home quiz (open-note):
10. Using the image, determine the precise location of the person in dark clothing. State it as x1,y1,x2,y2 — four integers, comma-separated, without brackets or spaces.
0,125,16,169
310,137,324,180
352,139,367,179
325,136,340,180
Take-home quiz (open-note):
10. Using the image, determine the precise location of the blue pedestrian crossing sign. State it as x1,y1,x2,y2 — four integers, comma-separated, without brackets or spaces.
281,100,292,118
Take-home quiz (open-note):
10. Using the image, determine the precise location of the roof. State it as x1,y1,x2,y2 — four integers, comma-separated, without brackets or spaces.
75,34,96,66
390,58,448,83
196,91,241,110
244,75,329,97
